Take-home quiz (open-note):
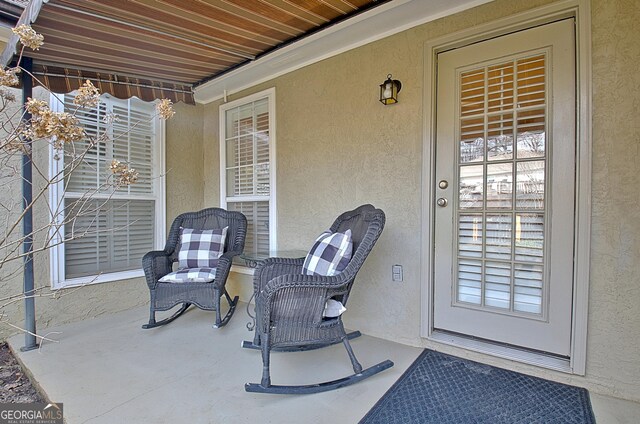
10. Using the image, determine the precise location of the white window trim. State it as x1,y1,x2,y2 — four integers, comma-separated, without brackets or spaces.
49,93,166,289
219,88,277,273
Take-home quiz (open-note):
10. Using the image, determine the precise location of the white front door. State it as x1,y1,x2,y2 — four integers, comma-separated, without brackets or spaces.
433,19,576,356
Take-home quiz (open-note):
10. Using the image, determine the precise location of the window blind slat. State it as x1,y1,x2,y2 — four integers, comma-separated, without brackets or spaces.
227,200,269,255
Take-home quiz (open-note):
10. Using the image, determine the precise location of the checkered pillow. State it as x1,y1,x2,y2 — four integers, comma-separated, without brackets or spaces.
177,227,228,269
302,229,353,276
159,267,217,283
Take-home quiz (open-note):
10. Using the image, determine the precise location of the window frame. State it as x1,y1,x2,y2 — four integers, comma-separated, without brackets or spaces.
219,88,277,270
49,93,166,289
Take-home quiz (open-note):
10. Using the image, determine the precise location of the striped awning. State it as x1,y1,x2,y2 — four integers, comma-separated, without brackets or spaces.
33,64,194,104
2,0,385,105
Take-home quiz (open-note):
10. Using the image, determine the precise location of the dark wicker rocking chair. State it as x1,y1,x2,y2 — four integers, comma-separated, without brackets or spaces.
141,208,247,329
244,204,393,394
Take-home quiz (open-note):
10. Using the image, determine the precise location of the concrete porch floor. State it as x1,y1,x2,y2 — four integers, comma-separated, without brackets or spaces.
8,304,640,424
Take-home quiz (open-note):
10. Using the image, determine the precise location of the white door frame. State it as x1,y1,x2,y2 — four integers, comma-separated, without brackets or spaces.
420,0,592,375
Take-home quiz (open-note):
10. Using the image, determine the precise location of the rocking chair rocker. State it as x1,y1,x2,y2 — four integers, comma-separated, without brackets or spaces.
141,208,246,329
244,204,393,394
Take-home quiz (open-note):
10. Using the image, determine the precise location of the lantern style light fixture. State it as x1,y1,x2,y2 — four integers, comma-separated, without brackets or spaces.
379,74,402,105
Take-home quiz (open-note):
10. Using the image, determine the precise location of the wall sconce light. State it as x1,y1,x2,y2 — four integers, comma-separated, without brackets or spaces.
379,74,402,105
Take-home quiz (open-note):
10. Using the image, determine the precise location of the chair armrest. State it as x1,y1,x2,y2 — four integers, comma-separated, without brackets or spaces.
142,250,172,290
253,257,305,295
263,272,349,295
214,250,242,289
255,273,350,333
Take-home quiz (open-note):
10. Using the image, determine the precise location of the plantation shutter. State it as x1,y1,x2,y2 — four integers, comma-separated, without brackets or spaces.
455,54,548,314
63,95,157,279
63,97,107,193
112,103,155,195
63,199,111,278
224,97,272,255
226,201,270,254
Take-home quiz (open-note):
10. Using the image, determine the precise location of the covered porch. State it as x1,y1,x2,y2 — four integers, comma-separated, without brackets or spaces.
0,0,639,421
7,304,640,423
9,303,422,423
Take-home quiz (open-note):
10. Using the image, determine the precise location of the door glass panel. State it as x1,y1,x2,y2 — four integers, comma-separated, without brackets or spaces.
458,214,483,258
485,214,512,260
460,117,484,163
455,53,548,316
516,55,546,108
460,138,484,163
458,259,482,304
514,263,543,313
517,108,545,158
516,161,545,209
487,163,513,208
485,261,511,309
487,113,513,161
459,165,484,209
487,62,514,113
460,69,485,117
515,213,544,262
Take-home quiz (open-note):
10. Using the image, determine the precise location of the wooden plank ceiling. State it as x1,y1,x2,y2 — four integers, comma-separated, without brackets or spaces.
14,0,387,103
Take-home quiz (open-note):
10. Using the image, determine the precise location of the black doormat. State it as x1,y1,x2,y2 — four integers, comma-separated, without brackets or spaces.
360,349,595,424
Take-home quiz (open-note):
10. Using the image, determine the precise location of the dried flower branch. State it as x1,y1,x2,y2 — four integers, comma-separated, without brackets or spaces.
73,80,100,108
109,159,139,186
12,24,44,51
0,88,16,102
23,98,84,148
102,112,120,125
0,67,19,87
156,98,175,120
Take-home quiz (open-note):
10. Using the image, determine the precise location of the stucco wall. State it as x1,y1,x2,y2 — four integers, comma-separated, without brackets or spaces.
165,101,205,224
0,95,204,340
200,0,640,401
588,0,640,400
0,86,29,341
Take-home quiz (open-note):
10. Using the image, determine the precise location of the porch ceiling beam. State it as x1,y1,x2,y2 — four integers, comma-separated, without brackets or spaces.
46,2,256,61
193,0,495,104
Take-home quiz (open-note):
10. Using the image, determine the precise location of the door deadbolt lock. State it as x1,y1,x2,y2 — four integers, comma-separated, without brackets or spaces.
438,180,449,189
437,198,448,207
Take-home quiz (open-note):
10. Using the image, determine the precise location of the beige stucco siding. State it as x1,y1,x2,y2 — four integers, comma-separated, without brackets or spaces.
201,0,640,402
165,101,205,225
0,86,30,341
588,0,640,401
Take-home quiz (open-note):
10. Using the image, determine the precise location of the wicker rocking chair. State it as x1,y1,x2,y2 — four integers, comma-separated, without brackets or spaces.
244,204,393,394
141,208,247,329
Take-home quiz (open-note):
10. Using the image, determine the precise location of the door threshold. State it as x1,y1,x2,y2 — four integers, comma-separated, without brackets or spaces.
429,330,572,373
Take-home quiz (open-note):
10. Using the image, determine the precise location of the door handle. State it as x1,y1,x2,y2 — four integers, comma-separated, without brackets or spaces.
437,198,448,207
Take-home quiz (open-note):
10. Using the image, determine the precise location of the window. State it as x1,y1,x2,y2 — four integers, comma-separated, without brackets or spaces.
50,94,165,288
220,88,276,257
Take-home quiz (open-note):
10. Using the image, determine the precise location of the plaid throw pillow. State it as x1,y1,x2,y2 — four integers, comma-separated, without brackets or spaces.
159,268,216,283
177,227,228,269
303,229,352,276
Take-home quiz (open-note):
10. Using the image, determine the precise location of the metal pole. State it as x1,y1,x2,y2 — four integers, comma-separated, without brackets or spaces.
21,56,38,351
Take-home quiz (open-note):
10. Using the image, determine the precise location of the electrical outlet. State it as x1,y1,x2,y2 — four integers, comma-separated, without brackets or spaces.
392,264,403,282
